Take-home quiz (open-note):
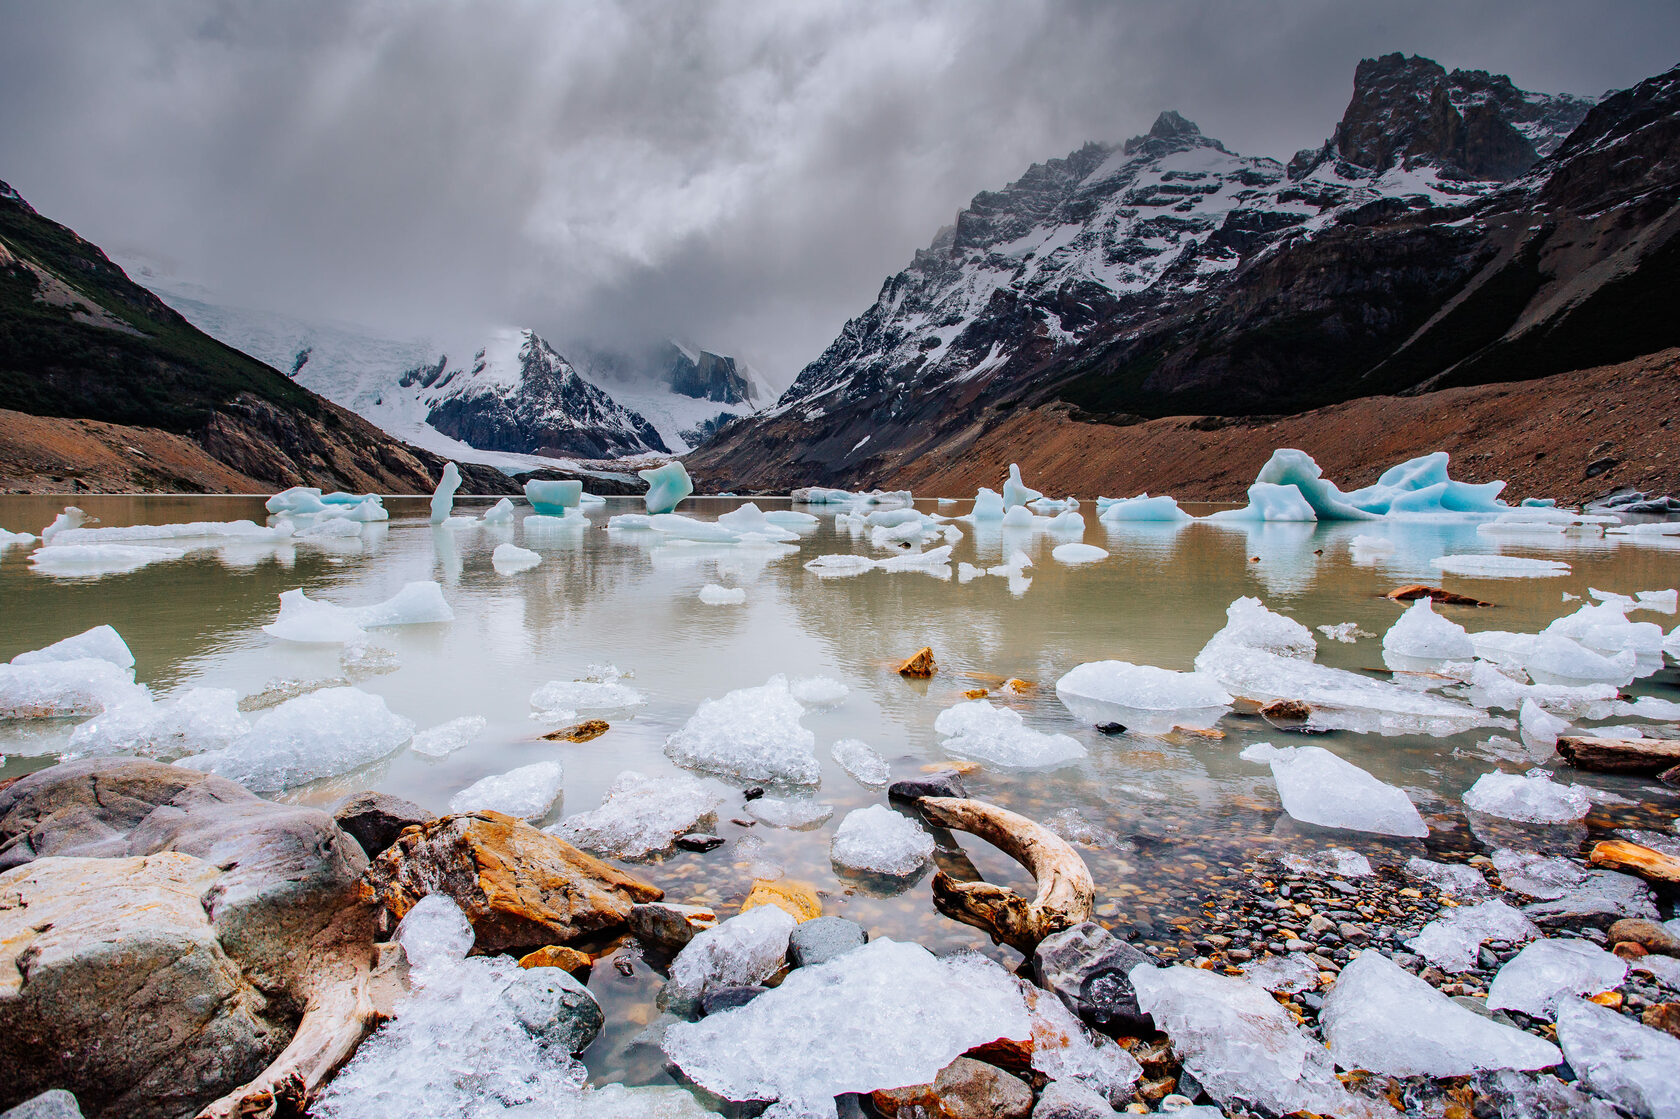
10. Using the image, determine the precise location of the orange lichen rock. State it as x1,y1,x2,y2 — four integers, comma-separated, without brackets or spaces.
897,647,937,677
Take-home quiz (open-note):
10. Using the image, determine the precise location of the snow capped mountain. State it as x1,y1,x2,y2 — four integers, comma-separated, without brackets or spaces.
572,341,769,453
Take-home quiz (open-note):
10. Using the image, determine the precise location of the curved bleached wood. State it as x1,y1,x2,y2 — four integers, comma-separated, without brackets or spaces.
919,796,1094,954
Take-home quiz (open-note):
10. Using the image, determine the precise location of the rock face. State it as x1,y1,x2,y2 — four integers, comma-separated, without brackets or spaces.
0,759,379,1119
332,790,431,858
424,329,668,458
366,810,663,952
665,344,758,406
688,59,1680,492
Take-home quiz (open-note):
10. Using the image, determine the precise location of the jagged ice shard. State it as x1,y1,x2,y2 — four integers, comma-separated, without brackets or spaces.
1557,997,1680,1119
640,461,694,514
1003,463,1043,509
1488,939,1628,1020
1241,742,1428,837
429,462,461,524
176,685,415,792
549,770,723,859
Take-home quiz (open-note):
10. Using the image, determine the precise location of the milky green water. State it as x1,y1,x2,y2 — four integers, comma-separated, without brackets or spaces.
2,494,1677,1084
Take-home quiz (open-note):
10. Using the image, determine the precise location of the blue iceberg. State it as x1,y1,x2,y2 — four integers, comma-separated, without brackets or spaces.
639,461,694,514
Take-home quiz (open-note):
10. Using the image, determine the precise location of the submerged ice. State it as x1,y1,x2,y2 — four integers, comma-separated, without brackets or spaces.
1241,742,1427,837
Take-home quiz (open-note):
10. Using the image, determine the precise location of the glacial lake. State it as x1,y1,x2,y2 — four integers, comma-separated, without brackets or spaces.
3,493,1678,1087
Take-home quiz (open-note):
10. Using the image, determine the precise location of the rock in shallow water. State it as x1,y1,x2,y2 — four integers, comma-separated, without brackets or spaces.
888,769,968,803
789,916,869,968
630,902,718,954
332,790,430,857
1032,922,1154,1035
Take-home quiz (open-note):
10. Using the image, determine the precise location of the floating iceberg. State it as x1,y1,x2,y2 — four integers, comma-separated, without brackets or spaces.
1054,660,1231,733
791,486,858,504
831,738,890,787
1097,494,1191,523
0,525,36,548
525,479,582,514
0,658,150,719
1408,900,1540,972
1322,951,1560,1076
1431,554,1571,578
665,904,795,1007
11,624,134,669
492,543,543,574
178,686,414,792
1518,698,1570,749
550,770,723,858
45,518,293,546
1204,481,1319,523
663,940,1030,1118
1241,742,1427,837
39,506,88,543
830,805,934,876
264,581,453,644
934,699,1086,768
480,497,516,523
1382,596,1475,667
639,461,694,514
448,760,565,820
698,583,745,605
1556,996,1680,1119
410,714,487,757
529,673,646,718
29,543,187,576
664,675,820,784
429,462,461,524
1003,463,1043,509
1463,771,1591,824
1052,542,1108,564
1487,939,1628,1020
1240,449,1507,519
717,503,802,541
266,487,329,515
970,487,1006,520
65,686,247,759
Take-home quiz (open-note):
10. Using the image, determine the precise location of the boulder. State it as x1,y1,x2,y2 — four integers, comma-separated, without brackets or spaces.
630,901,719,954
871,1057,1033,1119
1032,922,1155,1035
742,877,822,922
501,965,604,1054
332,790,430,858
1032,1080,1118,1119
888,769,968,804
788,915,868,968
517,945,594,976
367,810,662,952
700,984,768,1016
897,647,938,678
1609,918,1680,957
0,1091,85,1119
1386,585,1490,606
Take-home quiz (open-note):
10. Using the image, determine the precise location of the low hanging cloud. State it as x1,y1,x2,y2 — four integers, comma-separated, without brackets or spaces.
2,0,1675,384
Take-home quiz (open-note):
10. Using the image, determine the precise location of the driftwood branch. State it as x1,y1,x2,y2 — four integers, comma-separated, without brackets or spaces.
1590,840,1680,886
919,796,1094,954
1557,735,1680,774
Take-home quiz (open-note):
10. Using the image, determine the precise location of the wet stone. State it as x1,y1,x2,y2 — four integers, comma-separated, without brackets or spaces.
1033,921,1155,1034
700,984,767,1016
788,916,868,968
675,833,724,852
0,1091,84,1119
888,769,968,803
331,790,430,858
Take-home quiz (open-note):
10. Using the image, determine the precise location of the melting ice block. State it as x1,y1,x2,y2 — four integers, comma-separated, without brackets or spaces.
1054,660,1231,733
524,479,582,514
1021,981,1142,1104
1408,900,1540,972
0,658,150,719
639,461,694,514
1244,952,1320,994
448,760,564,820
698,583,745,605
1463,771,1590,824
1431,554,1570,578
1204,481,1318,522
1518,698,1570,748
1556,996,1680,1119
1322,951,1560,1076
1487,939,1628,1020
1404,856,1492,897
30,543,187,576
264,581,454,643
934,699,1086,768
1098,494,1191,523
11,624,134,669
970,487,1006,520
0,525,37,548
429,462,461,524
1382,596,1475,667
747,796,833,829
830,805,934,877
663,939,1031,1117
1128,963,1367,1117
492,543,542,574
529,673,646,718
788,676,848,707
1052,542,1108,564
665,904,796,1007
178,686,414,792
664,675,820,784
1241,743,1427,837
266,487,328,515
66,686,247,760
716,503,801,541
1003,463,1043,509
549,770,723,858
1283,848,1373,878
480,497,516,523
831,738,890,787
1244,448,1507,518
410,715,487,757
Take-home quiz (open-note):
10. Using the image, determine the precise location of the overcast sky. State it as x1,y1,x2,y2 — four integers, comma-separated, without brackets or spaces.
3,1,1676,384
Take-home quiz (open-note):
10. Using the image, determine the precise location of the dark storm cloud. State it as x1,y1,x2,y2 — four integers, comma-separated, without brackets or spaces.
2,1,1676,382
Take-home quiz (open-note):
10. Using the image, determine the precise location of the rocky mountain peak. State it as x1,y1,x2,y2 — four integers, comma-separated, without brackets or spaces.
664,343,758,405
1123,111,1227,158
0,180,36,214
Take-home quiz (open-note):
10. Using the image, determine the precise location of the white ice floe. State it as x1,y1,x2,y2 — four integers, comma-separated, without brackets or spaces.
640,461,694,514
788,676,848,707
1463,770,1591,824
663,940,1030,1119
802,554,879,578
29,543,187,576
1464,660,1618,718
1408,900,1540,972
10,624,134,669
698,583,745,605
0,657,150,719
831,738,890,787
664,903,795,1007
65,686,247,760
1487,939,1628,1020
830,804,934,877
970,487,1005,520
480,497,517,523
1240,742,1427,837
1518,698,1571,749
1051,542,1108,564
664,675,820,785
263,581,454,644
1404,856,1492,897
1556,996,1680,1119
1097,494,1191,523
1244,952,1320,994
177,686,414,792
410,715,487,758
45,518,293,547
1382,596,1475,668
1431,555,1571,578
934,699,1086,768
448,760,565,820
1127,963,1370,1117
1322,951,1560,1076
747,796,834,829
429,463,461,524
1003,463,1042,509
492,543,542,574
1054,660,1231,733
1282,848,1373,878
549,770,723,859
529,672,646,719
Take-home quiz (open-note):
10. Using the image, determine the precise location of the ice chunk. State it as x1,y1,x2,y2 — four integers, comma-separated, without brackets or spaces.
1052,542,1108,564
1003,463,1043,509
429,462,461,524
1245,952,1320,993
396,892,476,971
1464,660,1618,717
1045,511,1086,535
1282,848,1374,878
788,676,847,707
1241,743,1427,837
263,581,453,644
525,479,582,514
1545,600,1666,662
1487,939,1628,1020
30,543,187,575
1431,554,1570,578
933,699,1086,768
550,770,723,859
664,675,819,785
66,687,247,759
1492,849,1658,921
665,903,795,1007
0,657,150,719
46,518,294,546
802,554,878,577
1635,588,1677,613
1203,596,1317,658
0,525,36,548
1404,856,1491,896
717,503,801,541
179,686,414,792
1098,494,1191,523
1322,951,1560,1076
747,796,834,829
1408,900,1540,971
38,506,87,542
1556,996,1680,1119
1023,981,1142,1104
831,738,889,787
480,497,517,523
639,461,694,514
878,544,953,575
410,714,487,757
1382,596,1475,667
448,760,564,820
1518,698,1570,749
1127,963,1365,1117
830,805,934,876
698,583,745,605
1205,481,1319,523
970,487,1005,520
1002,504,1036,528
1463,771,1590,824
1316,621,1371,643
663,939,1031,1118
492,542,543,574
530,674,646,718
10,624,134,669
1054,660,1230,733
266,487,328,516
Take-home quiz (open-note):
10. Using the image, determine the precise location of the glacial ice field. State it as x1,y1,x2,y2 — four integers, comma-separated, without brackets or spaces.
2,486,1678,1090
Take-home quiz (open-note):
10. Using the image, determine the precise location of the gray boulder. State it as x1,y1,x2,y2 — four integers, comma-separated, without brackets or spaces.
0,1090,84,1119
1032,1080,1117,1119
332,790,431,858
1031,922,1155,1035
788,916,868,968
502,966,604,1054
